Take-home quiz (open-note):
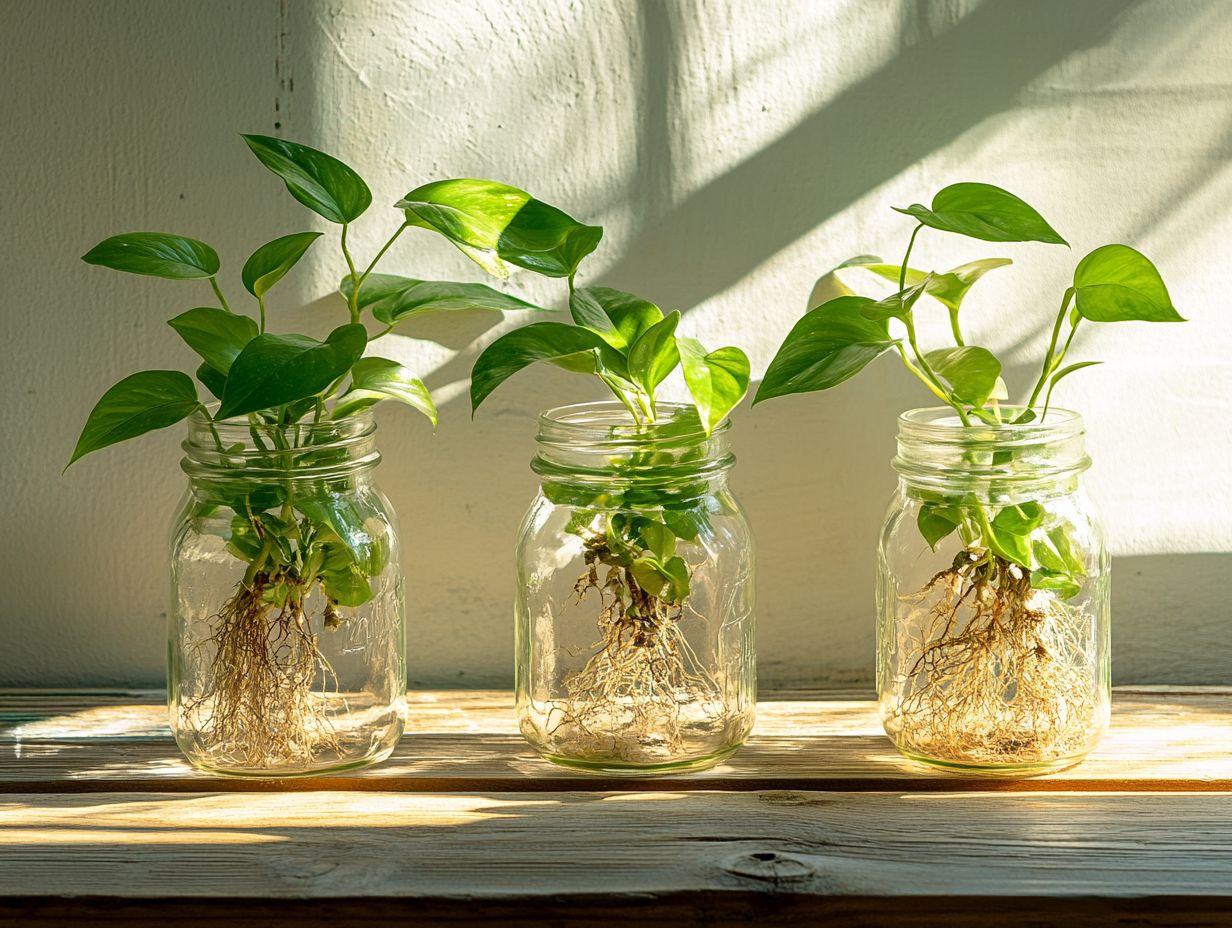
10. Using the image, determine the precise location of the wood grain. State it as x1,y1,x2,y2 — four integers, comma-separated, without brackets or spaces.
0,789,1230,926
0,688,1229,792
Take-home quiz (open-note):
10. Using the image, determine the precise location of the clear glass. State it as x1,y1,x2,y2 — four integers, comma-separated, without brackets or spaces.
877,407,1110,775
169,409,405,776
515,402,756,775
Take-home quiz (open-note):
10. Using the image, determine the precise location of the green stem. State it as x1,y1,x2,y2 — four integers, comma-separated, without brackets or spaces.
341,223,361,324
209,276,233,314
903,314,970,425
899,223,923,291
948,308,965,347
1026,288,1075,409
1041,314,1083,419
351,222,409,311
257,294,267,334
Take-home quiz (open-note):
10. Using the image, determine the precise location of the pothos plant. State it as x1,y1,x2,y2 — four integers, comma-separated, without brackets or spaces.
469,265,751,608
755,182,1181,760
66,133,598,761
755,182,1181,593
466,234,752,741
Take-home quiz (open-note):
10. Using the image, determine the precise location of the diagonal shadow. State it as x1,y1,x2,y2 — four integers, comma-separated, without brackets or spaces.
591,0,1142,313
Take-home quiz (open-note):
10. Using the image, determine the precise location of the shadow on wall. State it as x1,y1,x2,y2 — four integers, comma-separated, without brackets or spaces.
592,0,1145,313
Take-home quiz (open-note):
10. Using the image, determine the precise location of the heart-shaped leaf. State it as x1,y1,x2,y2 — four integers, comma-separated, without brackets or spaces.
82,233,220,279
218,323,368,419
168,307,259,374
894,183,1067,245
339,273,540,325
569,286,664,351
859,275,933,321
396,178,602,279
470,322,625,412
993,501,1044,535
332,356,436,426
67,370,200,468
242,134,371,224
678,338,750,435
196,362,227,401
630,553,690,604
1073,244,1183,322
753,296,898,404
918,502,963,551
627,311,681,396
924,345,1002,406
242,231,322,298
848,257,1012,313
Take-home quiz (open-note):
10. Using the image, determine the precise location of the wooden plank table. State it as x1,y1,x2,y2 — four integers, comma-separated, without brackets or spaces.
0,687,1229,926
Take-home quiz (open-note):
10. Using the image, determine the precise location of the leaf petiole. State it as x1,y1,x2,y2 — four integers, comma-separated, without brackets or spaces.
209,276,233,314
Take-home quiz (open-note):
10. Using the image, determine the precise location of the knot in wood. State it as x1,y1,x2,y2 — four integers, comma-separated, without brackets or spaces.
722,850,815,884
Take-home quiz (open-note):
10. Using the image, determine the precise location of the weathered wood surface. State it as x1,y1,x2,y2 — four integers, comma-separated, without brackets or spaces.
1,689,1231,926
0,687,1229,792
0,789,1231,927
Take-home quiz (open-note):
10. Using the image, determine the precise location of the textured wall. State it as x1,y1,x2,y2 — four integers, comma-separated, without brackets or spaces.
2,0,1228,687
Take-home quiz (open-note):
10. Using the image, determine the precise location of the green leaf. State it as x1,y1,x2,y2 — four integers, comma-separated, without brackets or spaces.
196,363,227,401
630,554,690,605
66,370,200,468
1072,244,1184,323
627,311,680,396
917,502,962,551
242,231,322,298
860,276,933,322
168,307,259,374
678,338,749,435
321,566,373,607
469,322,624,412
993,501,1044,536
297,496,385,576
893,182,1067,245
568,287,664,351
846,257,1013,314
924,345,1003,406
340,273,540,325
241,134,371,224
986,521,1032,569
1048,523,1088,578
662,505,712,542
332,356,437,426
396,178,602,279
82,233,220,279
217,323,367,419
1031,569,1081,601
754,296,898,404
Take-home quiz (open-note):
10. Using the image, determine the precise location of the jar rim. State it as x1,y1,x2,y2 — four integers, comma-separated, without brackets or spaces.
182,405,379,481
898,405,1082,436
537,401,726,447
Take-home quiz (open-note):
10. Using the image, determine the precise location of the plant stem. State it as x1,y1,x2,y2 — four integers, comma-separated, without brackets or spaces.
257,295,267,333
902,313,970,425
899,223,923,291
948,308,965,347
209,276,233,314
1026,288,1075,409
354,222,409,300
1041,314,1083,419
341,223,361,324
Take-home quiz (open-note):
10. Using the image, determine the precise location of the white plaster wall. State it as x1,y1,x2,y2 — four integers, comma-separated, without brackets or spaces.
1,0,1228,687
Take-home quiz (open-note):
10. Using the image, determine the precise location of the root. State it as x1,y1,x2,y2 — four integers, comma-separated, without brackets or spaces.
543,535,729,764
885,556,1100,766
183,573,341,769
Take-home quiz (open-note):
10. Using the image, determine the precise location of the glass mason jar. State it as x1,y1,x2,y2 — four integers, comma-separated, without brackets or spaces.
169,409,405,776
515,402,756,775
877,407,1110,775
